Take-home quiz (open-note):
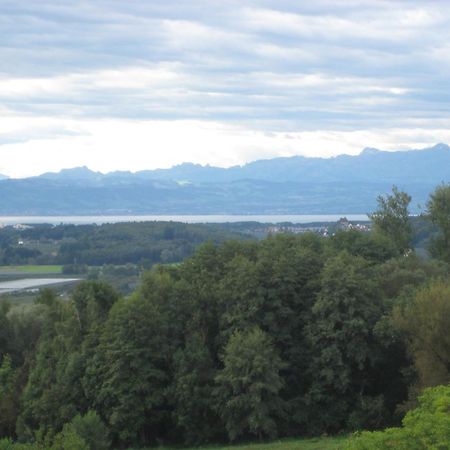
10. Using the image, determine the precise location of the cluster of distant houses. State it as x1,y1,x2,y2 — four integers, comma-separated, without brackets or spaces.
266,217,371,237
267,224,329,236
0,223,34,246
335,217,370,232
0,223,33,230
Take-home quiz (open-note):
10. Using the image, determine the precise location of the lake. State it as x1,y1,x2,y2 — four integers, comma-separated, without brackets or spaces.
0,278,80,294
0,214,369,225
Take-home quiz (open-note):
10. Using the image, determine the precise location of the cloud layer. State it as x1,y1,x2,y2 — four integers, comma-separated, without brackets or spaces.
1,0,450,176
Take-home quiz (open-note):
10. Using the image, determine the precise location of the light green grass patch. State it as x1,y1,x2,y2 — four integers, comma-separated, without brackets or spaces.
0,265,63,274
131,436,348,450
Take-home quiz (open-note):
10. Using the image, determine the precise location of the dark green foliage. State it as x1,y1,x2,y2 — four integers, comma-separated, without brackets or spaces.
63,411,110,450
71,282,118,334
328,230,397,264
18,282,119,441
0,302,14,362
345,385,450,449
215,234,325,434
215,327,286,441
50,425,89,450
0,356,19,438
393,280,450,388
427,183,450,262
0,302,45,440
87,294,169,447
0,438,36,449
171,334,220,444
306,252,387,433
6,232,417,446
0,221,248,266
3,186,450,448
374,254,449,300
369,186,412,256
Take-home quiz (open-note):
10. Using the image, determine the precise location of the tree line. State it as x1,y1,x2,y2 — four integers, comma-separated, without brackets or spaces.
1,184,450,449
0,222,248,267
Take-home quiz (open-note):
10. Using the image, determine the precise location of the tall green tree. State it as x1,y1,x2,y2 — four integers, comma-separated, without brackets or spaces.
426,183,450,262
88,294,169,447
59,411,110,450
171,333,220,444
214,327,285,441
369,186,412,256
0,356,19,438
393,280,450,388
307,252,387,433
0,302,14,363
18,282,118,441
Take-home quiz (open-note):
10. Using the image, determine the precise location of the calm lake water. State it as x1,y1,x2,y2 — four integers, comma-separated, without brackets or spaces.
0,215,369,225
0,278,80,294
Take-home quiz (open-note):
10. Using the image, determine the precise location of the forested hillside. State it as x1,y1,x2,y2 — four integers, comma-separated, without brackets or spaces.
0,222,250,267
1,185,450,449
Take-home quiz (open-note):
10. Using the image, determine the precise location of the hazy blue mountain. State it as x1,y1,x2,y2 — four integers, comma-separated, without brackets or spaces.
36,143,450,185
132,143,450,184
0,143,448,215
39,166,104,183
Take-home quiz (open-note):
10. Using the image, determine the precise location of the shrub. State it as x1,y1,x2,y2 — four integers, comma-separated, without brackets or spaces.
345,385,450,449
68,411,110,450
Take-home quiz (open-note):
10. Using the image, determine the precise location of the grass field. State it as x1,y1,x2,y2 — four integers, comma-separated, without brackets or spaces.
132,436,349,450
0,265,63,274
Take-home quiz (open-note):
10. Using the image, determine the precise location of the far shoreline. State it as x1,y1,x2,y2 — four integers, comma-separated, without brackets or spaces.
0,214,370,226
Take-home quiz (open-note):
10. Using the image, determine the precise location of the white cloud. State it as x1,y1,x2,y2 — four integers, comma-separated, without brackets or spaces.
1,116,450,178
1,0,450,176
0,64,185,97
241,5,445,42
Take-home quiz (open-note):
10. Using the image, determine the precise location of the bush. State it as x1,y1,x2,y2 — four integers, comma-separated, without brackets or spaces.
345,385,450,449
0,438,38,449
68,411,110,450
50,427,89,450
346,395,387,431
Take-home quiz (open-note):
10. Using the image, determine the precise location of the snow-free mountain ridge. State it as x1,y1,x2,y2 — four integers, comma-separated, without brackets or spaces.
0,143,449,215
36,143,450,185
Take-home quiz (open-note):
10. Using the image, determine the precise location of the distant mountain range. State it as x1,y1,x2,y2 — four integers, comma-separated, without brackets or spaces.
1,143,450,215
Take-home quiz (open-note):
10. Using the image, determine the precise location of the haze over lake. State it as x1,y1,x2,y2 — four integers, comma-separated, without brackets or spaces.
0,278,80,295
0,215,369,226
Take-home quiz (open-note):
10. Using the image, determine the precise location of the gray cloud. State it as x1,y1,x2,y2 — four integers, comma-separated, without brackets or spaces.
0,124,88,146
1,0,450,133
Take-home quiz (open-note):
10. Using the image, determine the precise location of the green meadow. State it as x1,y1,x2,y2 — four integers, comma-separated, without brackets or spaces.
0,265,63,274
133,436,349,450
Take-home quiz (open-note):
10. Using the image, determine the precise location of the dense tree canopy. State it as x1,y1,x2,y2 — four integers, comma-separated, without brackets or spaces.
394,281,450,388
0,221,249,267
369,186,412,256
427,183,450,262
215,327,285,441
0,186,449,449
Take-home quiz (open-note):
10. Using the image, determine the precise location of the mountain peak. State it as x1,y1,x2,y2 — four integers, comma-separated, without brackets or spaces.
360,147,381,156
61,166,95,175
39,166,101,180
430,143,450,151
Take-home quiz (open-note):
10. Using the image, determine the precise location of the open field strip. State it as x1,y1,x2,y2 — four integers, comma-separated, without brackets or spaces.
132,436,349,450
0,265,63,274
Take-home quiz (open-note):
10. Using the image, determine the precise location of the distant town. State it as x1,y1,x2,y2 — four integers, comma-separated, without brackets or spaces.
263,217,371,237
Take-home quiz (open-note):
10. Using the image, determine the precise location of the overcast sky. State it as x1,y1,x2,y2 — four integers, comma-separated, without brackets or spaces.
1,0,450,177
